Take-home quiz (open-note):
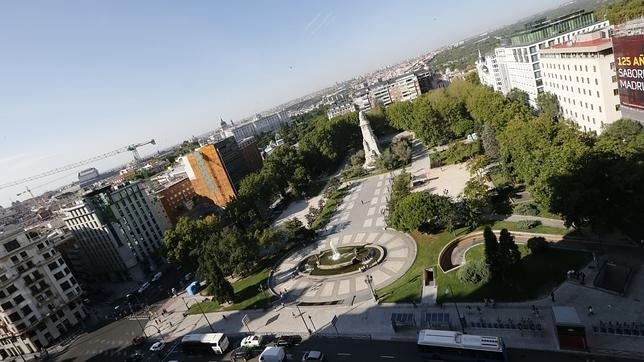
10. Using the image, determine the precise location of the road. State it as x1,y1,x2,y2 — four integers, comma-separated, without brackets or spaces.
54,265,193,362
164,336,643,362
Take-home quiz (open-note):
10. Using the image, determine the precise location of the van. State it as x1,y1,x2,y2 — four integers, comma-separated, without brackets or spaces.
258,346,286,362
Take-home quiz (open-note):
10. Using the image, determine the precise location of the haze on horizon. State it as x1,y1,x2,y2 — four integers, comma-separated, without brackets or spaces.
0,0,571,207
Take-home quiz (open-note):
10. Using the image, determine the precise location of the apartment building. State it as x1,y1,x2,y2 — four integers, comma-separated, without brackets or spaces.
0,226,85,358
540,31,622,133
478,10,609,107
352,72,422,111
153,177,195,225
327,101,356,119
212,111,293,142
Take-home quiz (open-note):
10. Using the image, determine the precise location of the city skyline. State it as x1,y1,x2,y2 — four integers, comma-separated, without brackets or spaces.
0,0,571,207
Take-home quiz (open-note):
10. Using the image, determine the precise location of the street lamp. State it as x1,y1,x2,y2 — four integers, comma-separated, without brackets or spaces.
307,315,317,332
364,275,377,301
182,297,215,333
295,305,311,335
444,287,464,333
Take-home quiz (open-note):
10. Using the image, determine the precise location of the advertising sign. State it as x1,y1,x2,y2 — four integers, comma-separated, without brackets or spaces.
613,34,644,110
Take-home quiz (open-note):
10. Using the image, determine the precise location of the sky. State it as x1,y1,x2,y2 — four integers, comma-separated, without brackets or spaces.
0,0,570,207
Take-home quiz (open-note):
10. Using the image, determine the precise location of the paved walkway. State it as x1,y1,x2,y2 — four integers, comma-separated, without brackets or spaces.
270,173,416,305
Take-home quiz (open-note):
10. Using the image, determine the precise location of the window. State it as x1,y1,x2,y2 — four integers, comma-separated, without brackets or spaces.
599,106,602,112
585,65,588,72
20,305,32,316
10,255,19,263
1,301,12,310
610,62,615,70
13,295,24,304
8,312,20,322
614,89,619,95
37,243,45,250
48,262,58,271
593,65,596,72
54,271,65,280
574,65,577,71
7,285,17,294
60,281,72,291
19,251,27,258
4,240,20,253
612,75,617,82
597,91,600,97
595,78,598,85
616,104,621,111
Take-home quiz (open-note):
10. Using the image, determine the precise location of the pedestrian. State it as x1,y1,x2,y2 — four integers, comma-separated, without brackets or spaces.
222,314,227,320
551,291,555,302
588,305,594,316
476,306,481,314
491,299,496,308
581,272,586,284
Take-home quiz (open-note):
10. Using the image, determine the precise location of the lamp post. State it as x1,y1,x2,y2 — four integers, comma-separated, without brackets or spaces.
307,315,317,332
444,287,464,333
364,275,377,301
295,305,311,335
182,297,215,332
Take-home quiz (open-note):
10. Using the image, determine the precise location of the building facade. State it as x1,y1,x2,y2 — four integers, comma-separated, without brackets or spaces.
480,11,609,107
611,18,644,124
212,111,293,142
77,168,99,190
153,177,196,225
182,137,251,208
327,101,356,119
0,226,86,358
62,181,170,282
540,31,622,133
352,73,422,111
476,51,510,94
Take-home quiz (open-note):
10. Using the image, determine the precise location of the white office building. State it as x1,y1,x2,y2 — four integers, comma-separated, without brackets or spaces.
476,51,510,94
0,225,86,358
63,180,170,282
213,111,293,142
478,11,609,107
540,31,622,133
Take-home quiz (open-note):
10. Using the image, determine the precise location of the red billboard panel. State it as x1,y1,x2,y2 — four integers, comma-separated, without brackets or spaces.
613,34,644,110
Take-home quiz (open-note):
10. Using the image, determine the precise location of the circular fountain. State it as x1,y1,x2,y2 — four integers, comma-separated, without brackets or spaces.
298,242,386,277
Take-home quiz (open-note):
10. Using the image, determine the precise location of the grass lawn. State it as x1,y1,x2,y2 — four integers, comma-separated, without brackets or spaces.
438,244,591,302
187,264,277,314
310,188,347,230
377,221,571,303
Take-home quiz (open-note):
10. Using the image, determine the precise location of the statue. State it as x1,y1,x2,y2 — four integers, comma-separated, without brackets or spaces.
359,111,381,170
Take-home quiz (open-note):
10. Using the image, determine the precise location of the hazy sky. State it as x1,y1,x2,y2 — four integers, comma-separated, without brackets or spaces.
0,0,570,207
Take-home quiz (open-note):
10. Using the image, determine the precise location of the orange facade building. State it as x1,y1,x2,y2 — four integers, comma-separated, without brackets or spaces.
182,138,251,208
155,177,196,224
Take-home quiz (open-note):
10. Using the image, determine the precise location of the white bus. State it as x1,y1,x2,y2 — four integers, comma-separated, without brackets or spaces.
181,333,230,355
417,329,507,361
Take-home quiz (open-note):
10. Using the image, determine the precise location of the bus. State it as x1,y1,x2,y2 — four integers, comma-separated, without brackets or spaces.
181,333,230,355
417,329,507,361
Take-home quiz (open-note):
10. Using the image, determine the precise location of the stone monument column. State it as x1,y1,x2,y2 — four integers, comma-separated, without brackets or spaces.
359,111,381,170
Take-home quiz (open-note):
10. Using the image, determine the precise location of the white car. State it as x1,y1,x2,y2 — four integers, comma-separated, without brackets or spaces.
240,335,264,348
149,341,165,352
137,282,150,294
151,272,163,282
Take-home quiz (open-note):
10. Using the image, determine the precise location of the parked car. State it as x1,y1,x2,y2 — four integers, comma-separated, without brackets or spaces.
149,341,165,352
151,272,163,282
302,350,325,361
258,346,285,362
124,352,143,362
131,336,146,346
231,346,253,361
137,282,151,294
275,335,302,347
240,335,264,348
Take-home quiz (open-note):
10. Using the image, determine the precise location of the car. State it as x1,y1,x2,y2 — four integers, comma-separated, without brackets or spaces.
137,282,150,294
275,335,302,347
184,272,193,281
131,336,146,346
151,272,163,282
240,335,264,348
302,350,325,361
231,346,253,361
149,341,165,352
124,352,143,362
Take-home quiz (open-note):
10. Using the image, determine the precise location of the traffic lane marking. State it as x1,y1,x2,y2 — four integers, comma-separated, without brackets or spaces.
338,352,352,356
380,355,396,359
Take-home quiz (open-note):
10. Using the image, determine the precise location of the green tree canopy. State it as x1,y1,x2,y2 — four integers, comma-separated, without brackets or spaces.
388,192,454,232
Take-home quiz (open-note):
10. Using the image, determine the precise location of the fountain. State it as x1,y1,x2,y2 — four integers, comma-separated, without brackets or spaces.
298,243,386,277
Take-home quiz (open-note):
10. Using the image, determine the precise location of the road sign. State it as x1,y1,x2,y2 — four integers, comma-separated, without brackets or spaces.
331,315,338,326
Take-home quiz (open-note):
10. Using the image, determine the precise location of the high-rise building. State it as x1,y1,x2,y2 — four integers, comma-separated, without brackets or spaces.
77,168,99,190
478,10,609,107
62,181,170,282
182,137,251,208
611,18,644,124
540,31,622,133
212,111,293,143
0,225,86,358
352,73,422,111
476,51,510,94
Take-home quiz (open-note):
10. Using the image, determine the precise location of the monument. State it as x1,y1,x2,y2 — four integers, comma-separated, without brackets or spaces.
359,111,381,170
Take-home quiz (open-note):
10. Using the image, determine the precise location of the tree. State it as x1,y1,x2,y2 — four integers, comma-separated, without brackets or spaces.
377,137,412,170
466,155,490,177
506,88,530,108
483,226,499,279
481,122,500,159
594,0,644,25
387,192,454,232
497,228,521,281
238,171,276,206
465,71,480,85
386,101,416,131
412,97,450,147
162,216,218,268
537,92,560,120
199,240,234,304
527,236,548,254
462,176,489,229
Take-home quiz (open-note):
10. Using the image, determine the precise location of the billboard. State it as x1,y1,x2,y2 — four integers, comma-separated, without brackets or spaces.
613,34,644,110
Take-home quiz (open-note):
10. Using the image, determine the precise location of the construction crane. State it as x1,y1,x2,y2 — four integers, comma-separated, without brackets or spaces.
0,139,156,190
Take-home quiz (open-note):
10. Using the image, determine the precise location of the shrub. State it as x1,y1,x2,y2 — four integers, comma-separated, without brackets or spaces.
513,202,540,216
516,220,541,229
457,259,490,285
527,236,549,254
